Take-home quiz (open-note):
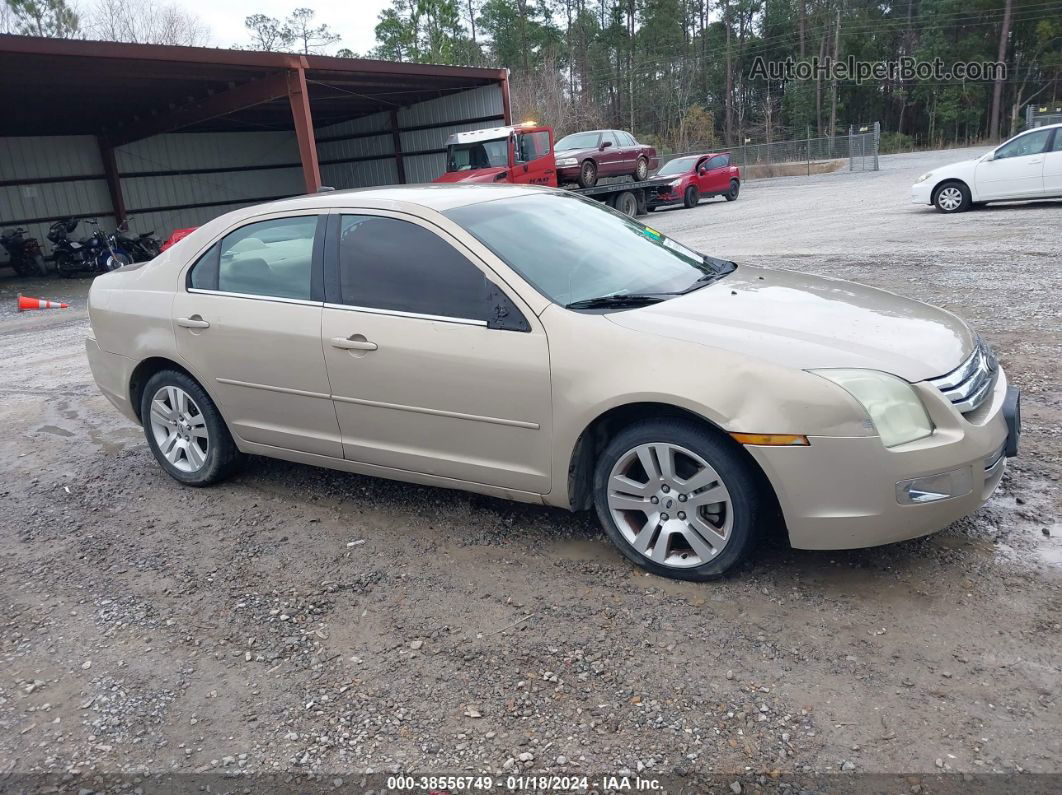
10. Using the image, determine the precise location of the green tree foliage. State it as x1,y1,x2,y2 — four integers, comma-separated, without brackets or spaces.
367,0,1062,148
5,0,78,38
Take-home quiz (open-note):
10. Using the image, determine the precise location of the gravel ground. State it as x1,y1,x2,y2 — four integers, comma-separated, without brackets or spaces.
1,148,1060,790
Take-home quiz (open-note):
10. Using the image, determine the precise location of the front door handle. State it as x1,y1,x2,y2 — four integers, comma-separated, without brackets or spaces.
330,336,378,351
176,316,210,329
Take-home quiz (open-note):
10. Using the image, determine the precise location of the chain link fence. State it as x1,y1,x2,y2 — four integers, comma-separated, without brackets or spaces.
659,122,880,177
1026,103,1062,129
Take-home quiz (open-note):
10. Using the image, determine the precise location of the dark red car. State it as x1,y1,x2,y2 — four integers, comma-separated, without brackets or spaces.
553,129,659,188
647,153,741,210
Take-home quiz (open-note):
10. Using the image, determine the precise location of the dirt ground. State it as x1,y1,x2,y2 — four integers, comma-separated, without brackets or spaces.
1,148,1060,791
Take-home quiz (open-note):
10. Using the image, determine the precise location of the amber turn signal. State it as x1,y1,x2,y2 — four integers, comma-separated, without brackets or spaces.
730,433,810,446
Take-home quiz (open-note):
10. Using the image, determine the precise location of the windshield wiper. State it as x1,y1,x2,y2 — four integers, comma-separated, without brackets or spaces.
565,294,666,310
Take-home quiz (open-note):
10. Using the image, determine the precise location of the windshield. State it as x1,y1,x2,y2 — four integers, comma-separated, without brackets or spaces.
445,193,733,307
656,156,699,176
555,132,601,151
447,138,509,172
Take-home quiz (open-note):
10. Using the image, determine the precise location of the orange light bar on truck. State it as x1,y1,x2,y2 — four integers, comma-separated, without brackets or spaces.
730,433,810,446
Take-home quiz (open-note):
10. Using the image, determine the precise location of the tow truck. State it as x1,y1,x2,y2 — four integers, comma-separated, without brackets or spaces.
433,122,666,216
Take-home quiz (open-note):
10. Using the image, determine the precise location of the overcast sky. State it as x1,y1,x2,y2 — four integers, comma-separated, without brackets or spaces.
175,0,393,54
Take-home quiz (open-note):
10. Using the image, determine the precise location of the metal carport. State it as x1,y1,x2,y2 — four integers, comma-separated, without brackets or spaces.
0,35,510,247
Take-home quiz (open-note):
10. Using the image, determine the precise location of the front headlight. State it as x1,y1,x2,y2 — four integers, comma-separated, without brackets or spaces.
915,171,933,183
810,369,934,448
668,179,682,187
556,157,578,167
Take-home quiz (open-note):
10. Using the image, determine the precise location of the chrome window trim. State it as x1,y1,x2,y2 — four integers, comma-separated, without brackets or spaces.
323,302,488,327
188,288,322,307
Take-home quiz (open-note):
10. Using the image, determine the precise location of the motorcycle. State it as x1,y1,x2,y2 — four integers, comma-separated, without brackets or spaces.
48,218,132,277
115,217,161,262
0,227,48,277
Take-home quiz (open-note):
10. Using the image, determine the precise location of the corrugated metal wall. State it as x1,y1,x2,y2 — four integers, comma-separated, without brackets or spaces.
115,131,303,243
0,136,112,249
1,82,504,266
316,83,505,187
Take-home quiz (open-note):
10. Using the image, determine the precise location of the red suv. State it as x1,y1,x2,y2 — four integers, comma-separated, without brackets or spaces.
648,153,741,210
554,129,659,187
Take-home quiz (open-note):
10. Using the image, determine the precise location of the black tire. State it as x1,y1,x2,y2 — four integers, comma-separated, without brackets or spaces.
933,180,971,213
592,418,764,581
139,369,244,486
10,258,30,277
645,206,656,212
634,157,649,181
683,186,699,209
725,179,740,201
54,252,75,278
613,190,638,217
578,159,598,188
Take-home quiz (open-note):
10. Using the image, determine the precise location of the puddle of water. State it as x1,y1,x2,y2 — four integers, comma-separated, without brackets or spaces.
1035,523,1062,567
553,536,624,565
37,424,74,437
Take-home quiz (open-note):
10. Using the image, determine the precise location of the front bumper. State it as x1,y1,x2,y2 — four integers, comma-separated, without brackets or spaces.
911,181,933,205
747,367,1015,550
648,191,682,208
556,164,582,182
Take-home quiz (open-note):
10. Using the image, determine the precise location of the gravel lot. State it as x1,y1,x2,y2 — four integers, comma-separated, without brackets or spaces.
1,148,1060,790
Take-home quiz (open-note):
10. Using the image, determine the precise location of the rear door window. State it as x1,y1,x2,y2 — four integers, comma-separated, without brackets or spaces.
189,216,320,300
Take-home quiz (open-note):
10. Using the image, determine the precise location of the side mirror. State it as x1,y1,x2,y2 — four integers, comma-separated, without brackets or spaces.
600,140,613,150
983,151,996,162
485,280,530,332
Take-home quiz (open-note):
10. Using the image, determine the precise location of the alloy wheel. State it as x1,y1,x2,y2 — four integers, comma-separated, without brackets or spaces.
149,385,209,473
937,186,963,212
580,160,597,187
606,442,733,568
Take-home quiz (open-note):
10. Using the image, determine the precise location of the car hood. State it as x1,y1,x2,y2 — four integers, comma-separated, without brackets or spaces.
433,167,508,184
916,156,983,184
606,265,973,382
555,147,599,160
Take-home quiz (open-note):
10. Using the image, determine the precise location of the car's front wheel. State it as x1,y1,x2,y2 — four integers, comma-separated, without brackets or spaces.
140,369,243,486
578,159,598,188
593,419,763,581
683,186,699,208
933,181,971,213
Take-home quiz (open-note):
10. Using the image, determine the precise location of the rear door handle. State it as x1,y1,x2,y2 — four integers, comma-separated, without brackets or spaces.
176,316,210,329
330,336,377,351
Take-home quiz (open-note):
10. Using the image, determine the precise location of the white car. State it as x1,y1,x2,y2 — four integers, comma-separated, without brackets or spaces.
912,122,1062,213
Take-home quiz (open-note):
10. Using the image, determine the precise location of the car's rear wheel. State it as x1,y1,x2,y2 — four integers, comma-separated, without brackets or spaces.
593,419,763,581
634,157,649,181
933,181,970,213
725,179,740,201
578,159,598,188
683,186,699,208
140,369,243,486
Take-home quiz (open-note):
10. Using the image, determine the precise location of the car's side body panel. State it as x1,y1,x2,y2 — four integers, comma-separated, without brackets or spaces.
85,184,1014,560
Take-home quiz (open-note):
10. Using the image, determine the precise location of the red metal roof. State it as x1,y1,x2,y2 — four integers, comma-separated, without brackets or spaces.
0,35,508,137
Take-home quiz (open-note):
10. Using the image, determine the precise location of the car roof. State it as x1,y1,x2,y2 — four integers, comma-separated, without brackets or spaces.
229,184,549,216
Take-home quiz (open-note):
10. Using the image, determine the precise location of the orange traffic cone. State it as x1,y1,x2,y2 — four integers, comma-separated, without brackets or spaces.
17,293,69,312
